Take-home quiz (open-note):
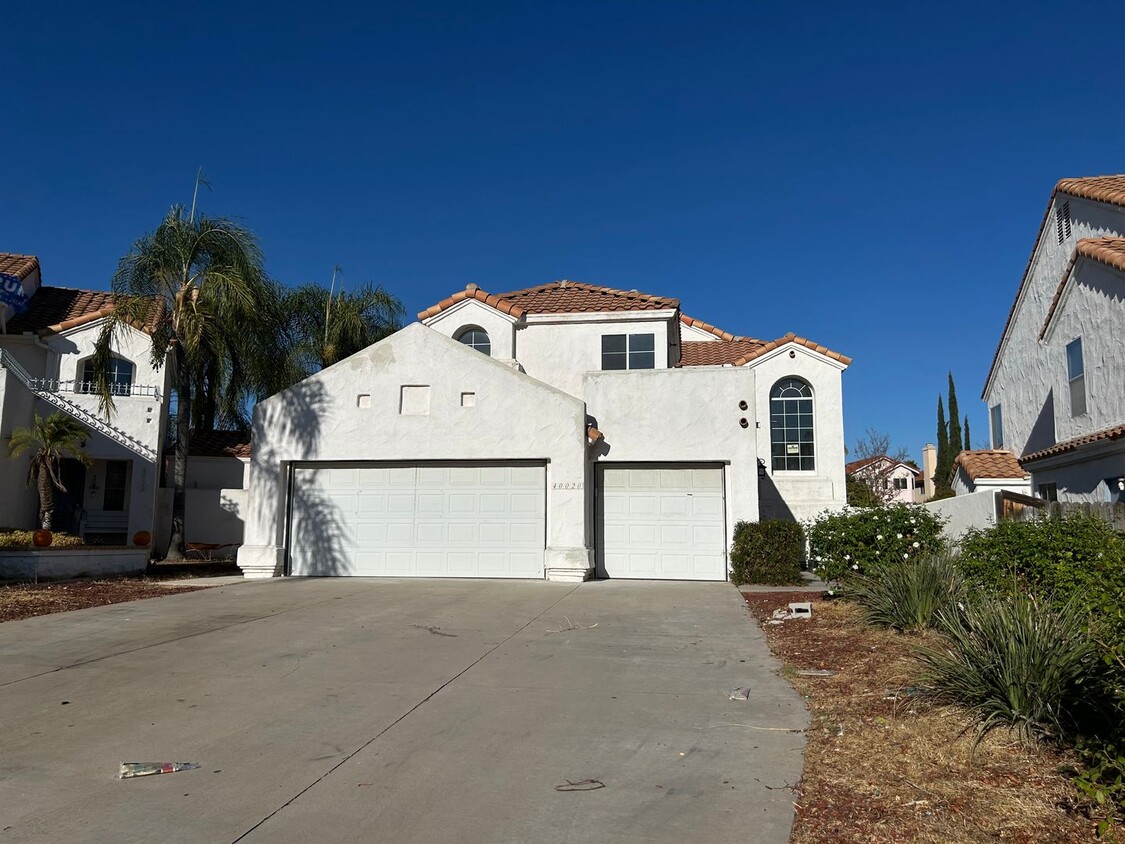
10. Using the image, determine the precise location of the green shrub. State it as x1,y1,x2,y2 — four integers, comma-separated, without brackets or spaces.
849,552,967,633
918,593,1100,746
806,504,946,584
729,520,805,586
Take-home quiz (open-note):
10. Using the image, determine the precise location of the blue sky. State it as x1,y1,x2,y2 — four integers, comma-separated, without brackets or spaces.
3,1,1123,458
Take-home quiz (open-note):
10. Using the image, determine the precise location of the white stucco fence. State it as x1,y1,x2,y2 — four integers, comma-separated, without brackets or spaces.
923,490,999,546
0,548,150,581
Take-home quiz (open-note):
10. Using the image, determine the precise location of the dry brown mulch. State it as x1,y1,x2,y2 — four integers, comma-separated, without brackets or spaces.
744,591,1117,844
0,579,210,623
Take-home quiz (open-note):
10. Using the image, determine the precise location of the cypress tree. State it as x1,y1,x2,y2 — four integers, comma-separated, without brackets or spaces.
936,396,949,486
964,416,971,452
948,372,963,461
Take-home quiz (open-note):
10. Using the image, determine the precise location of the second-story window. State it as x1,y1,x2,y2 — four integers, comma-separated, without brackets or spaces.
990,403,1004,448
456,327,491,357
601,333,655,370
81,357,134,396
1066,337,1086,416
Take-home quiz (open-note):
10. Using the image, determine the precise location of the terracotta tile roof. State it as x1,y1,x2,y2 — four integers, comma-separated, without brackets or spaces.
420,280,678,321
1020,423,1125,464
1055,175,1125,208
679,314,743,341
165,430,252,459
679,339,766,366
1039,237,1125,340
984,176,1125,398
0,253,40,281
731,332,852,367
3,287,163,335
951,449,1028,484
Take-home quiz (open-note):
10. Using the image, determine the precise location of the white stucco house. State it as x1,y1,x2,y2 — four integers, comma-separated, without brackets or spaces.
983,175,1125,504
238,280,851,582
0,253,169,543
949,450,1031,497
844,455,922,504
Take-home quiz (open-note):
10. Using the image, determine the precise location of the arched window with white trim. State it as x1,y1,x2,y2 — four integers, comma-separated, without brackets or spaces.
456,327,491,356
770,377,814,471
80,356,135,396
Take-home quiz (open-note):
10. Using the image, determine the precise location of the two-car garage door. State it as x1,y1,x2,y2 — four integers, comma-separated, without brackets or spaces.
289,462,545,577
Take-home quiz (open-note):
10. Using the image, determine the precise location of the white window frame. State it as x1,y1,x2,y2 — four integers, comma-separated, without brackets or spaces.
1066,337,1086,417
80,356,134,396
769,377,815,472
456,327,491,357
601,333,656,370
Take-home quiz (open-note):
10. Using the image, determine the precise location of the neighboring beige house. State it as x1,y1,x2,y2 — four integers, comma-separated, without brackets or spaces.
845,455,921,504
949,449,1031,496
0,254,169,544
239,280,852,582
983,176,1125,504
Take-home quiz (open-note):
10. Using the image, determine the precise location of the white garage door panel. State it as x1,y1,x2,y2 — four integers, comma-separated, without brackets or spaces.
290,463,545,578
599,465,726,581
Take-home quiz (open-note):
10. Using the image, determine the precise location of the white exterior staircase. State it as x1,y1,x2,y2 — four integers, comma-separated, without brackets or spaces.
0,349,158,462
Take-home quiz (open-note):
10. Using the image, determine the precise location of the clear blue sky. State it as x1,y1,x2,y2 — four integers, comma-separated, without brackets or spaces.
4,1,1123,458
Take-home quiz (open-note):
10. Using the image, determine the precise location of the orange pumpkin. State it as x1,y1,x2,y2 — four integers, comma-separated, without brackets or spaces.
32,529,53,547
133,530,152,547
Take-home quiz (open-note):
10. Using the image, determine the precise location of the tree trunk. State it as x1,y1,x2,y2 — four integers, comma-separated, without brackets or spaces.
165,344,191,561
37,467,55,530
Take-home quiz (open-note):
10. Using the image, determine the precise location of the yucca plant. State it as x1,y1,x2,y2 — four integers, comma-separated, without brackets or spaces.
918,593,1098,746
849,552,968,633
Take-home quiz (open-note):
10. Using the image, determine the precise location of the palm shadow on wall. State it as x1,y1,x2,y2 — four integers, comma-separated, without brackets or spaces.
254,378,350,576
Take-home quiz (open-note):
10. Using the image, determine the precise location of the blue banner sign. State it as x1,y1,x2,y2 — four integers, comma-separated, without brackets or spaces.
0,272,29,314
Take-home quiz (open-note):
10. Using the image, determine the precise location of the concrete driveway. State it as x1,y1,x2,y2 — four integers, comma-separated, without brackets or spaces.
0,579,806,843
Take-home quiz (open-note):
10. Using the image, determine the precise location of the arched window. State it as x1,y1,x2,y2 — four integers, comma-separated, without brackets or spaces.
770,377,814,471
81,356,135,396
456,327,491,356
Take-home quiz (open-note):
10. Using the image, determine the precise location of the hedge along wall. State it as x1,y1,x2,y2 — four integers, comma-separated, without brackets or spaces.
729,520,805,585
806,504,946,583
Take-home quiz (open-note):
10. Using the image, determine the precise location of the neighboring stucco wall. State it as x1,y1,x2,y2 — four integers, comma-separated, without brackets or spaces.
1027,441,1125,503
952,468,975,496
749,344,848,522
1042,260,1125,444
584,366,759,551
153,488,248,553
238,324,590,580
187,456,249,490
984,195,1125,456
924,489,998,546
515,315,674,398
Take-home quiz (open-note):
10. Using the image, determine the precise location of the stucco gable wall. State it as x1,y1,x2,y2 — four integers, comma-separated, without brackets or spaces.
241,324,588,575
986,197,1125,455
423,299,517,360
750,345,847,521
1045,261,1125,444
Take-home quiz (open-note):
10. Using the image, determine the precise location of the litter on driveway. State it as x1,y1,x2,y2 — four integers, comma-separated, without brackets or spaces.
119,762,200,779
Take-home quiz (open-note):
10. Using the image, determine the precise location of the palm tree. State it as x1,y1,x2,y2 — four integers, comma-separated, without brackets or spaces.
281,280,404,378
8,412,91,530
92,204,271,560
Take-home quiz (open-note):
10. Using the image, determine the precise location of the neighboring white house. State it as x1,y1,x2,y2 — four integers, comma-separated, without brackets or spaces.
983,176,1125,504
844,455,921,504
949,449,1031,496
238,280,851,582
0,253,169,544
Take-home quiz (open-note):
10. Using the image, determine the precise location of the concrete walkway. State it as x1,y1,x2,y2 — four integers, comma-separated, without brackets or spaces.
0,579,806,843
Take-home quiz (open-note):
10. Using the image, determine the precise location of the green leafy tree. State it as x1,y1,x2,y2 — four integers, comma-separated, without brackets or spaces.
948,372,963,462
7,412,91,530
93,205,272,560
935,396,951,491
964,416,971,451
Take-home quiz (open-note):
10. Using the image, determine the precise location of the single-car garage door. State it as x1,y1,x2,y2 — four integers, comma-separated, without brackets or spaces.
597,464,727,580
289,462,546,577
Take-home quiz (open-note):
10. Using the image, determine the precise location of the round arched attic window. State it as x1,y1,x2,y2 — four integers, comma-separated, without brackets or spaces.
456,327,491,356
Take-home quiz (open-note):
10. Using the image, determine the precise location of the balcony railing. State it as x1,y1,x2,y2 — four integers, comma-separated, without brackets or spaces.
26,378,161,399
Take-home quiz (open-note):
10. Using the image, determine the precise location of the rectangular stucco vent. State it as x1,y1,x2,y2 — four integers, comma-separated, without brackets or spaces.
357,394,372,409
400,385,431,415
461,392,476,407
1056,200,1071,244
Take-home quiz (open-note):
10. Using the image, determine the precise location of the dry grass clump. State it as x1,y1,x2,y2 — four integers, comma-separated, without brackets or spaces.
743,592,1113,843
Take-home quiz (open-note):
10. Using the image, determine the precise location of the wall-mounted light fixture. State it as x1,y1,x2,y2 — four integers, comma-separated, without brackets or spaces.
757,458,767,479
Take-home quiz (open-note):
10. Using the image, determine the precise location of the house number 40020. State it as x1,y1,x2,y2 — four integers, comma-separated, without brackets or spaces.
552,482,583,490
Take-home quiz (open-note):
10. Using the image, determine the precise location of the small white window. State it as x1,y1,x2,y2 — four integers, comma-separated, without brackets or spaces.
1066,337,1086,416
81,356,134,396
893,477,908,490
601,333,655,370
990,404,1004,448
456,327,491,356
1037,482,1058,502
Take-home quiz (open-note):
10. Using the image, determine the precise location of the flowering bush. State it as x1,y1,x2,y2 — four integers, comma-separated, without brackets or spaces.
806,504,946,584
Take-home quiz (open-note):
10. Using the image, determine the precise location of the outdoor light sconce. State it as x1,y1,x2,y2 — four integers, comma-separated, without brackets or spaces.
757,458,767,479
1117,478,1125,492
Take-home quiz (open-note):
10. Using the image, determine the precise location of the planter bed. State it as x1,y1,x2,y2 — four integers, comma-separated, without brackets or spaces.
0,547,152,581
